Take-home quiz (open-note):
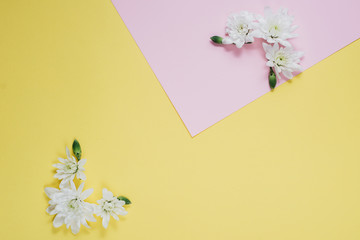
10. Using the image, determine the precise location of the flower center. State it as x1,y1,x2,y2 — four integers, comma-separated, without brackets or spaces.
64,162,78,174
237,24,249,35
269,25,280,38
275,54,287,66
68,198,81,210
103,200,115,212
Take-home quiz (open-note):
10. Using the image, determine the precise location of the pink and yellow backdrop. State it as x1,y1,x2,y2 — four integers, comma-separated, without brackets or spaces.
0,0,360,240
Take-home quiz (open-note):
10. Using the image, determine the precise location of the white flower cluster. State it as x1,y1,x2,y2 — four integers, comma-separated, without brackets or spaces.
211,7,304,89
45,140,130,234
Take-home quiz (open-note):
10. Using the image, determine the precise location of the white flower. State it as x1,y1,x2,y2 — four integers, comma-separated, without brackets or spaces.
45,182,96,234
263,42,303,80
54,147,86,188
95,188,128,228
222,11,259,48
255,7,298,47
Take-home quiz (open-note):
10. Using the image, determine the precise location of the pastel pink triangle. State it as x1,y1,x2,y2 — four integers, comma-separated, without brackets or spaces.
112,0,360,136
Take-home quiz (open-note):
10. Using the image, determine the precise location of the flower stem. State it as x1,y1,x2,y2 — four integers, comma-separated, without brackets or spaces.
269,67,277,90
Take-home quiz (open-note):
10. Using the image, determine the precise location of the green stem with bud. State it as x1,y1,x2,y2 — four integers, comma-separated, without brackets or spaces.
117,196,132,205
269,67,277,90
210,36,252,45
210,36,223,44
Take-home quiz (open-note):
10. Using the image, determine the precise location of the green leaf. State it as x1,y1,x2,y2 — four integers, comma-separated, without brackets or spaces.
117,196,132,205
210,36,223,44
72,139,82,161
269,67,277,90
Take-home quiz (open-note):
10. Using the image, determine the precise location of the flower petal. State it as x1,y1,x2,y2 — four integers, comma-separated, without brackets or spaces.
235,41,244,48
66,147,71,159
111,212,119,221
81,188,93,200
57,158,66,164
70,220,81,234
262,42,270,52
102,214,110,229
53,163,64,169
64,179,75,190
53,215,64,228
251,29,263,38
278,38,291,47
246,35,254,43
54,173,64,180
118,209,128,216
76,171,86,181
273,42,279,51
86,213,97,222
78,159,86,167
59,179,70,189
102,188,113,200
46,205,56,215
282,70,293,79
266,61,274,67
45,187,59,198
81,218,90,228
77,182,85,193
264,6,272,18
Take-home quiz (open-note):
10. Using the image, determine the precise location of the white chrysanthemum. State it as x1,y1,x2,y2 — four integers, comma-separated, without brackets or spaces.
222,11,259,48
54,147,86,188
263,42,303,80
255,7,298,47
95,188,128,228
45,182,96,234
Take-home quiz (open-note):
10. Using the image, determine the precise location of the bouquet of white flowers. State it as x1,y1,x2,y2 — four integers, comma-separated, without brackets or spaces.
45,139,131,234
211,7,303,89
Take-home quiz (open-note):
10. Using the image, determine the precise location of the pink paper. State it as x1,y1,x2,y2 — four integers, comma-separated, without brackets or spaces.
112,0,360,136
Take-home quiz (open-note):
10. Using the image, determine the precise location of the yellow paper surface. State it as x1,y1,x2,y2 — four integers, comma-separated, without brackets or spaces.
1,1,360,239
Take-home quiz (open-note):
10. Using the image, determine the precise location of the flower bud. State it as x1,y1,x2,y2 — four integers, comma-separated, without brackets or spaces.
210,36,223,44
72,139,82,161
117,196,132,205
269,67,277,89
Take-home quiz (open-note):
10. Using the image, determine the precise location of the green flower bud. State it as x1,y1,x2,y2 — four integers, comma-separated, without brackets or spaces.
117,196,132,205
269,67,277,90
72,139,82,161
210,36,223,44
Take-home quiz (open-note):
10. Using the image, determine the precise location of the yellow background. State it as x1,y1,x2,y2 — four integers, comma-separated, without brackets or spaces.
1,0,360,239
